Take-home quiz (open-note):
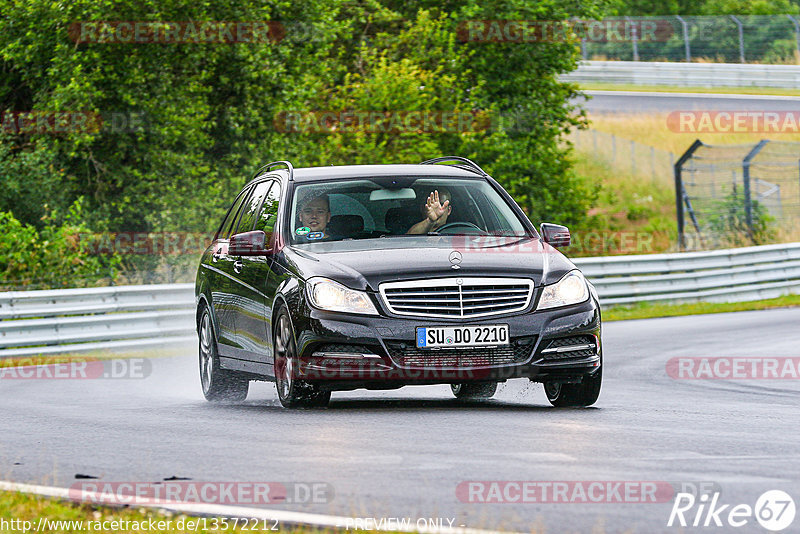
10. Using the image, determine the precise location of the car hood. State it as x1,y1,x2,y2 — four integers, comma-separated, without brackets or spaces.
283,236,576,292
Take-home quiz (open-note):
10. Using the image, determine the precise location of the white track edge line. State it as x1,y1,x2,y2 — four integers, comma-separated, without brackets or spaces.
0,480,511,534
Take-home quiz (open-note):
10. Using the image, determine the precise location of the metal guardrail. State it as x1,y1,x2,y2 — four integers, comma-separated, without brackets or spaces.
574,242,800,305
2,242,800,357
0,284,195,358
561,60,800,88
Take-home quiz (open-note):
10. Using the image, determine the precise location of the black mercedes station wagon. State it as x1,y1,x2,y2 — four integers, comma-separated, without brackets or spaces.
195,157,602,408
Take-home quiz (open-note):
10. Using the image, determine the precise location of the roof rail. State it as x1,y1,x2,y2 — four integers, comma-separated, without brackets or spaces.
252,160,294,181
420,156,488,176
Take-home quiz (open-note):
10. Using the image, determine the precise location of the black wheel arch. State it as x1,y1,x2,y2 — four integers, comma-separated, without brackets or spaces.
196,293,220,343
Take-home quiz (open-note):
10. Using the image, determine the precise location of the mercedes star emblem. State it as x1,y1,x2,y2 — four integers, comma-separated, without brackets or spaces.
449,250,462,269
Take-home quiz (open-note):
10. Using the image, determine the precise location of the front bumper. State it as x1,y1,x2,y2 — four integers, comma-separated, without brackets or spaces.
291,296,602,391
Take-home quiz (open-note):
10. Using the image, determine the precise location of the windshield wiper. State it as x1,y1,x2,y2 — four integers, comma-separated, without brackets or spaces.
377,233,425,238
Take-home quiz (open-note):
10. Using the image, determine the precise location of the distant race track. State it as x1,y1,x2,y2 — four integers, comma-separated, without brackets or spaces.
579,90,800,114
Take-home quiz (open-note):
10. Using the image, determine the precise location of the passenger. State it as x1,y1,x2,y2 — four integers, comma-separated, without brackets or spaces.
407,189,452,234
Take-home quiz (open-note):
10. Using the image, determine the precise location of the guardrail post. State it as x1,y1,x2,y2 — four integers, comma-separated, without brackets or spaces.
742,140,769,242
675,16,691,62
730,15,745,63
675,139,704,250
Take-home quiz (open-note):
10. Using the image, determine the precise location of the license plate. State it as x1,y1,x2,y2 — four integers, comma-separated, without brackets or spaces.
416,325,509,349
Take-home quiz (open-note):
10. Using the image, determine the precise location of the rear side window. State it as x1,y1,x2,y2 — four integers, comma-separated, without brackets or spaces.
235,180,272,235
219,186,251,239
254,180,281,236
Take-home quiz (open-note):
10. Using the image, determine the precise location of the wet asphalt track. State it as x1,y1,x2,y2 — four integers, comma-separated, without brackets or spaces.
579,90,800,114
2,307,799,533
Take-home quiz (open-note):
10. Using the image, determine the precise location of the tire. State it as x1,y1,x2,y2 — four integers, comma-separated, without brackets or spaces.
451,382,497,399
273,308,331,408
198,307,249,402
544,368,602,408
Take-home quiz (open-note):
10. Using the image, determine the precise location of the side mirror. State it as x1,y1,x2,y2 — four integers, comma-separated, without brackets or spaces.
229,230,271,256
540,223,571,248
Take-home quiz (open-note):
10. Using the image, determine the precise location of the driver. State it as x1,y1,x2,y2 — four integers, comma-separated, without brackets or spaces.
407,188,451,234
297,193,334,240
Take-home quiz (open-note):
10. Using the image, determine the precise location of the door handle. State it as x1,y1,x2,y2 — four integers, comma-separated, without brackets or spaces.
233,259,243,273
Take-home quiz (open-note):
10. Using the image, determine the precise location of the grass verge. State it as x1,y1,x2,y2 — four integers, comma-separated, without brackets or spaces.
578,82,800,97
587,113,800,154
603,293,800,321
566,150,677,256
0,347,189,370
0,490,318,534
582,113,800,246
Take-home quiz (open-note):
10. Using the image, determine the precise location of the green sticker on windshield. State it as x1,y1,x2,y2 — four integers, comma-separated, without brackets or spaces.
295,226,311,236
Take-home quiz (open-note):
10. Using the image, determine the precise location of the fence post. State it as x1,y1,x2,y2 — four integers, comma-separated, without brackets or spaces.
612,134,616,164
709,163,717,198
742,139,769,242
630,140,636,175
650,146,656,183
593,129,597,151
676,16,691,62
789,15,800,64
670,151,675,184
581,37,587,60
675,139,704,250
730,15,745,63
626,16,639,61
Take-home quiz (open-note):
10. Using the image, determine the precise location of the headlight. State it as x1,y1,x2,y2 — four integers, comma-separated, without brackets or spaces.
306,278,379,315
537,271,589,310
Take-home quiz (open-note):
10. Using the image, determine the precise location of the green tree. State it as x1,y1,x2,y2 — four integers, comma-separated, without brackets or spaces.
1,0,604,286
0,198,121,289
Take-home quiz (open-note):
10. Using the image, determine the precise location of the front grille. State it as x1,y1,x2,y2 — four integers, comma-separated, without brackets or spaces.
380,277,534,319
385,336,535,368
538,335,597,361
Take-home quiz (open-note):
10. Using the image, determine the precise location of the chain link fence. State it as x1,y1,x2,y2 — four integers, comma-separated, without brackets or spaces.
572,128,676,187
676,140,800,249
582,15,800,64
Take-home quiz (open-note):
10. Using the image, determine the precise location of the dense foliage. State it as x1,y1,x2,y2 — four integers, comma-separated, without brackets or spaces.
0,0,612,286
0,199,120,289
6,0,793,287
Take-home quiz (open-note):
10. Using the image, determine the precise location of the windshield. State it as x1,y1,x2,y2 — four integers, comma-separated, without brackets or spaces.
287,176,532,248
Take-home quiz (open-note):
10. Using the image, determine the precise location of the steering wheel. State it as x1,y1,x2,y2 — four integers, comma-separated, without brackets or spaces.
434,221,485,235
